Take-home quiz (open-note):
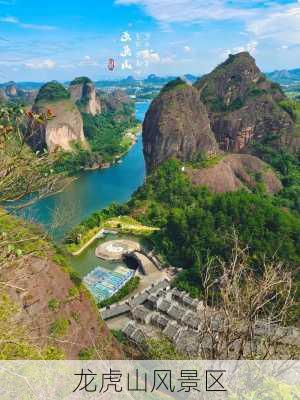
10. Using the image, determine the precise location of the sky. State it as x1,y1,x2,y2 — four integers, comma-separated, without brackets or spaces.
0,0,300,82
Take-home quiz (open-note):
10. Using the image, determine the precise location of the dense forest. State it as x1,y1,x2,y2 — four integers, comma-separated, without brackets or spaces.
68,151,300,318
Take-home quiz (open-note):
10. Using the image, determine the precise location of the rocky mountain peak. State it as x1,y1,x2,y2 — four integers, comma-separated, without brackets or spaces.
69,77,101,116
142,53,299,189
143,81,218,173
194,52,293,152
29,81,87,153
195,52,264,112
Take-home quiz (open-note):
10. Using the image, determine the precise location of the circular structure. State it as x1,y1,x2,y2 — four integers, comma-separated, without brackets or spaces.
95,239,141,261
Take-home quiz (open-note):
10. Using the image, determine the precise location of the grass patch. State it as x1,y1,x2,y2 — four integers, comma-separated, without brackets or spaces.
188,153,224,169
104,216,159,236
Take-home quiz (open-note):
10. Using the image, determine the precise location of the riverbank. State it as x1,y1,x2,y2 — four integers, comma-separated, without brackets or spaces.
67,216,158,256
83,123,142,172
70,227,103,256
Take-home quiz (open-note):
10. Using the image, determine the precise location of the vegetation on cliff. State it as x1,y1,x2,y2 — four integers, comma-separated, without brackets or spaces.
54,109,139,174
35,81,70,103
70,76,92,86
160,77,188,94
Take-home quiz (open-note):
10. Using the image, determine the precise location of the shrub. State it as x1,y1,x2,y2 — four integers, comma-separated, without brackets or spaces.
79,347,95,360
48,298,61,312
49,318,69,337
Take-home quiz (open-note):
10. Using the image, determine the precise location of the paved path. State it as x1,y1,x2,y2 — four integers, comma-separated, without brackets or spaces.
71,229,103,256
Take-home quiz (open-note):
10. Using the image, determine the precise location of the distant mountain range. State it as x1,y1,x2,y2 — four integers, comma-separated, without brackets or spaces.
0,81,44,90
94,74,199,88
0,74,199,91
2,70,300,92
266,69,300,85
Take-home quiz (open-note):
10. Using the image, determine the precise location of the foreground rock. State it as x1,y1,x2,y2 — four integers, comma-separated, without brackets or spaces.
29,81,87,152
3,256,123,359
187,154,282,194
143,79,218,173
0,212,123,360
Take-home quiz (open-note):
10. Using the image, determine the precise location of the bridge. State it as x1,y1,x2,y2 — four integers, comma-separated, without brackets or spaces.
123,249,163,275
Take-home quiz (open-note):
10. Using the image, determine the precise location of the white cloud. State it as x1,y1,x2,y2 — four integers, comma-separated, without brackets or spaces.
0,15,56,30
20,23,56,31
115,0,261,23
247,4,300,45
137,49,160,64
0,16,18,23
116,0,300,52
221,41,258,60
183,45,191,53
161,56,175,64
78,56,100,67
25,59,56,69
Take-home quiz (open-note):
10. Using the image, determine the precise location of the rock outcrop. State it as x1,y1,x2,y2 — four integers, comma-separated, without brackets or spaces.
143,52,300,185
29,81,87,153
5,81,18,97
187,154,282,194
195,52,294,152
143,79,218,173
99,89,134,122
0,82,37,104
69,77,101,116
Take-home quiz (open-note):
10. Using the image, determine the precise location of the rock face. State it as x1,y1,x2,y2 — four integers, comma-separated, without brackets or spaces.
100,89,134,122
0,82,37,104
0,89,8,102
143,79,218,173
5,81,18,97
29,81,87,153
3,255,123,359
187,154,282,194
1,212,123,360
69,77,101,116
195,52,294,152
